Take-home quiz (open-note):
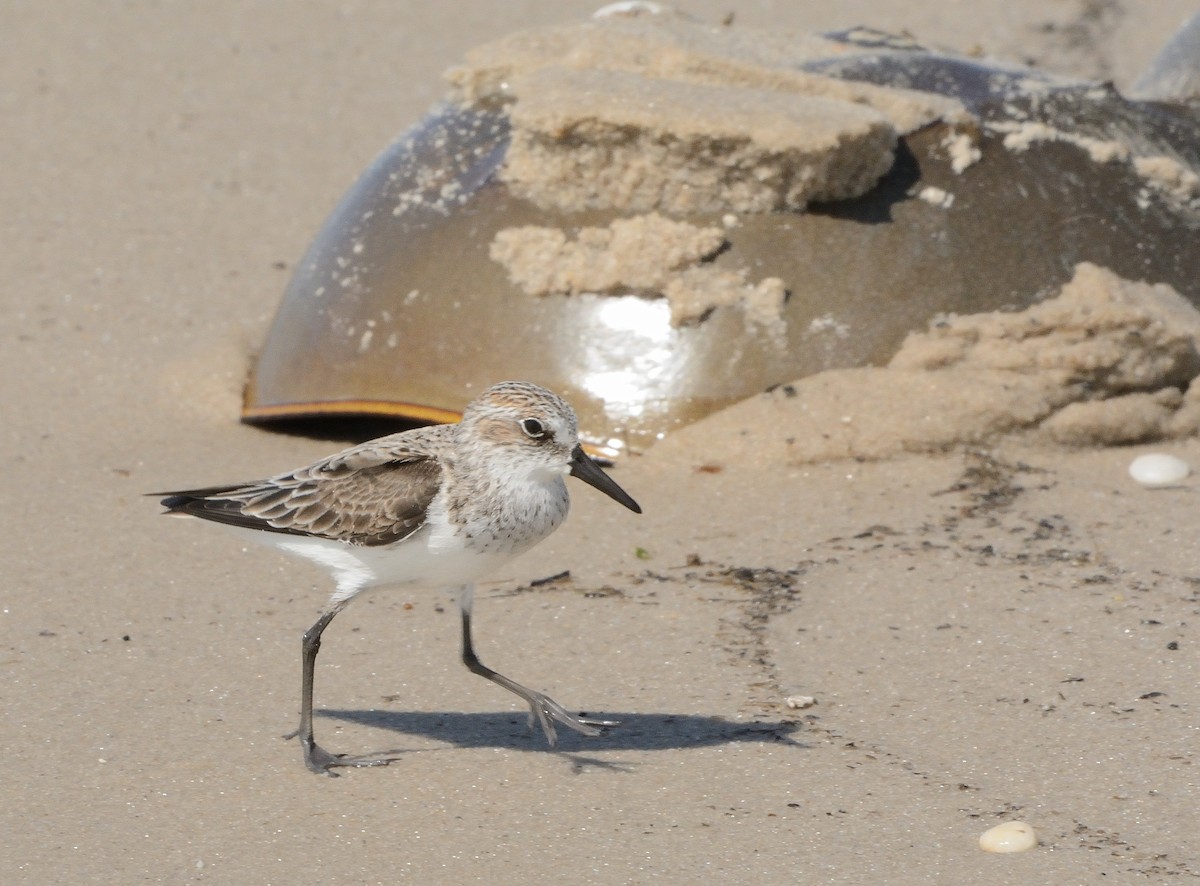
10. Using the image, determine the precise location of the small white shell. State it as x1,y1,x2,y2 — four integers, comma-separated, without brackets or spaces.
979,821,1037,853
592,2,667,18
784,695,816,709
918,185,955,208
1129,453,1190,486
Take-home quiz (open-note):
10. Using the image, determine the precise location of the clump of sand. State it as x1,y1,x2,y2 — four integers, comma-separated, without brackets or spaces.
500,67,897,214
445,9,971,215
490,213,724,295
656,263,1200,463
490,213,785,327
446,9,967,134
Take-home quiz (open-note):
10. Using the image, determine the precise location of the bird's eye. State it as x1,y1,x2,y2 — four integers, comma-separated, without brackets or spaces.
520,417,548,440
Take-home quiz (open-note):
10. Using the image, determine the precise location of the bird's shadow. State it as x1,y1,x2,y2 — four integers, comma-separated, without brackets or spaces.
318,708,806,769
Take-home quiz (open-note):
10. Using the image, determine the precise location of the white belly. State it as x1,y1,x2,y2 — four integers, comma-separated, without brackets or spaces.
216,473,568,603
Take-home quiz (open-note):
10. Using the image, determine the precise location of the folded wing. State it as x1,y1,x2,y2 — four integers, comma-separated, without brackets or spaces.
155,433,446,547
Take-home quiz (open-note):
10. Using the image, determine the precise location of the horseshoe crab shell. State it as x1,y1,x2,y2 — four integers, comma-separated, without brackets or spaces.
242,8,1200,457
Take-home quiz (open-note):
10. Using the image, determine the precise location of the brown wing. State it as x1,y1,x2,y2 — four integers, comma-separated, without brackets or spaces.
155,427,449,546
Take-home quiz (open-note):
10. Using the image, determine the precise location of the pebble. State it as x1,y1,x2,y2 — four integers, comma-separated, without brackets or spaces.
979,821,1037,853
784,695,816,709
1129,453,1190,486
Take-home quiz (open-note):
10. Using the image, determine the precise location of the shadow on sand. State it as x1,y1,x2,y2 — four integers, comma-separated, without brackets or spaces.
316,708,807,767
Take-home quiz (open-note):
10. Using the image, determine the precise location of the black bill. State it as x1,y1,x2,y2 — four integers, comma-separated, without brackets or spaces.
569,446,642,513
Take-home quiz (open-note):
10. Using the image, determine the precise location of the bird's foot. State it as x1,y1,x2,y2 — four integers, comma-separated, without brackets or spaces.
284,729,400,776
305,742,398,776
523,690,619,747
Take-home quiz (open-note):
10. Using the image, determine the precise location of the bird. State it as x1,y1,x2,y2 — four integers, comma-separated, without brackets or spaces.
153,381,641,775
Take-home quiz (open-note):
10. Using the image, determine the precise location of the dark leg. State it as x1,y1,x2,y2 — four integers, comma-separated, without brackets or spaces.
457,584,617,746
292,600,398,775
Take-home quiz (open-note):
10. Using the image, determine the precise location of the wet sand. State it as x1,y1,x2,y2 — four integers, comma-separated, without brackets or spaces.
3,2,1198,881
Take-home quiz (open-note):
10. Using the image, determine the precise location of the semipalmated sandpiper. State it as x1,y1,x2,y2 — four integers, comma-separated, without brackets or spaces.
154,381,640,775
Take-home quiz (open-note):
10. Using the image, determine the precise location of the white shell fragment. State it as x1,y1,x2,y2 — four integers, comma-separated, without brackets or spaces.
784,695,816,709
1129,453,1190,486
979,821,1038,853
917,185,955,208
592,1,666,19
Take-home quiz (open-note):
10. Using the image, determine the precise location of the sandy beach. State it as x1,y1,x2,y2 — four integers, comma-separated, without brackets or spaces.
4,1,1198,881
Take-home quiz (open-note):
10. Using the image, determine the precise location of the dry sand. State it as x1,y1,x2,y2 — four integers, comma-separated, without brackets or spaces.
4,1,1199,882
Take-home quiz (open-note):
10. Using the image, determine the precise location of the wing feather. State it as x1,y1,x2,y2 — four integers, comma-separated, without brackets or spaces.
154,427,450,546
